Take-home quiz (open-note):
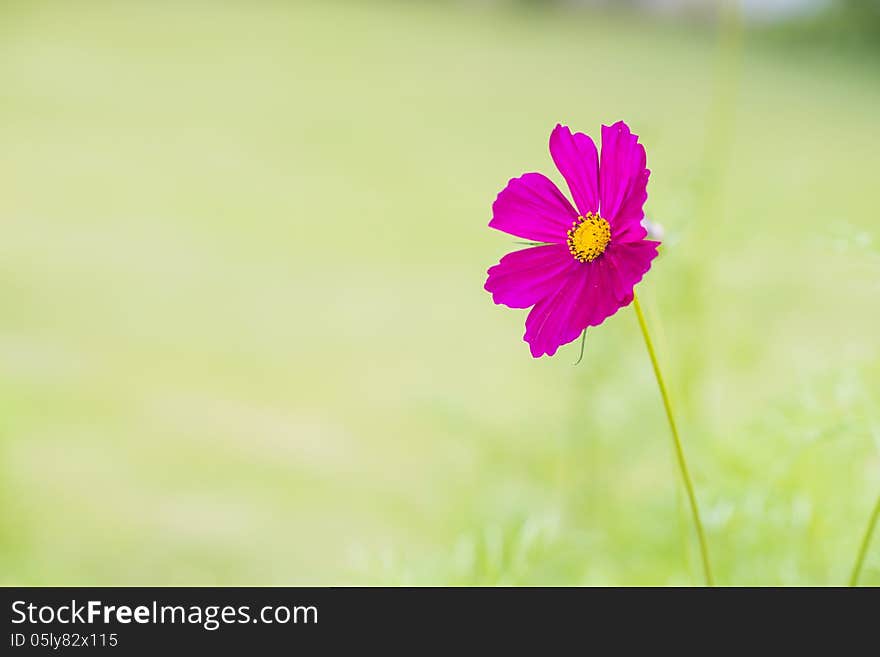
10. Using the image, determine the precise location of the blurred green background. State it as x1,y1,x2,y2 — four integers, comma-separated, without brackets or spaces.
1,0,878,585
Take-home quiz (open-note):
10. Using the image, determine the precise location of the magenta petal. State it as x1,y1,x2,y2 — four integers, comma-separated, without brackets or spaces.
605,240,660,302
582,257,628,326
549,124,599,216
524,240,660,358
489,172,576,243
599,121,649,238
557,259,625,344
612,168,650,242
485,244,576,309
524,269,589,358
613,215,649,244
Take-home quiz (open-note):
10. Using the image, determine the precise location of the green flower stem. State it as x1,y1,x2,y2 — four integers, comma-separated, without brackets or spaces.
633,291,714,586
849,490,880,586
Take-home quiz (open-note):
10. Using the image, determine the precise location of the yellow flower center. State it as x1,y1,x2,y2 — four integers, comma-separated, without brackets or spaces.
567,213,611,263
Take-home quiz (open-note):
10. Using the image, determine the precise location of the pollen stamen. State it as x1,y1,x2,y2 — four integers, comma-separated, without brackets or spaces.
567,213,611,263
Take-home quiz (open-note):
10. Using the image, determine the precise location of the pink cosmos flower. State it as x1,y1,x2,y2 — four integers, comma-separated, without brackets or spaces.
485,122,660,358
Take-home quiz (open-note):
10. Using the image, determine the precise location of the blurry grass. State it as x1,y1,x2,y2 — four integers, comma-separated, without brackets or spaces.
0,0,878,585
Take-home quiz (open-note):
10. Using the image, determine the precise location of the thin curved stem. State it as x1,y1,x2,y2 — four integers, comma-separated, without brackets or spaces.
573,329,587,366
849,490,880,586
633,291,714,586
